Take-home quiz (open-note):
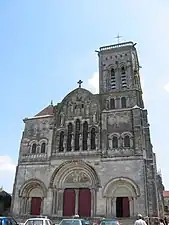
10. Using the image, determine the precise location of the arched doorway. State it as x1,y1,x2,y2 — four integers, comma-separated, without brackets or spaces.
49,160,100,217
19,179,47,216
103,177,140,218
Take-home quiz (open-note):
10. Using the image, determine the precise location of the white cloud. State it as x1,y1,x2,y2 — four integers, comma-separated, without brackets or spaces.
0,156,16,192
164,83,169,92
0,155,16,172
86,72,99,94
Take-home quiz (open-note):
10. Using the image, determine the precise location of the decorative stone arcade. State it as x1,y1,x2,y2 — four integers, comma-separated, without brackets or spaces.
103,177,140,218
19,179,47,216
49,160,100,217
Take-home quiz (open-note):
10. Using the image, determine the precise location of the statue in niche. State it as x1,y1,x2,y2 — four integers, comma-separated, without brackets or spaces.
92,112,97,123
86,102,90,116
60,113,64,127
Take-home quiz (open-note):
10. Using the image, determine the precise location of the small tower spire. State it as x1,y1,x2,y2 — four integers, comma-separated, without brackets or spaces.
50,100,53,106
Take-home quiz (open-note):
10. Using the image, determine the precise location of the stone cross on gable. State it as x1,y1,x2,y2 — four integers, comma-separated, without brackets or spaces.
77,80,83,88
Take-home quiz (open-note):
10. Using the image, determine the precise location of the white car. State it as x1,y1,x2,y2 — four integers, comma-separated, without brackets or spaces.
24,217,54,225
59,219,89,225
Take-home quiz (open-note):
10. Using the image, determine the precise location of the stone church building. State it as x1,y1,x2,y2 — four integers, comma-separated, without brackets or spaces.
11,41,163,218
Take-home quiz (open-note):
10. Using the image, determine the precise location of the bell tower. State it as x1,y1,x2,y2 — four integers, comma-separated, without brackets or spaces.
97,41,144,108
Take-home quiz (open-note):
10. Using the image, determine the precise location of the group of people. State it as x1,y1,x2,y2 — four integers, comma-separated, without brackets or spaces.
134,214,168,225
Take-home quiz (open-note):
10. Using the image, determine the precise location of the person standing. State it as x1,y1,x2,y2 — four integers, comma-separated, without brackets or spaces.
134,214,147,225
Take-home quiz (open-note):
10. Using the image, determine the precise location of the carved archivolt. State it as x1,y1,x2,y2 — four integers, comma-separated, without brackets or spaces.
19,179,47,197
49,160,100,188
102,177,140,198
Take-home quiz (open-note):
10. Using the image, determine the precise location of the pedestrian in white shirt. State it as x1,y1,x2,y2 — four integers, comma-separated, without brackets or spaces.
134,214,147,225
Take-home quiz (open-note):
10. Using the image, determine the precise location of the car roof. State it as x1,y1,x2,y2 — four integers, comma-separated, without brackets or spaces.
27,218,48,220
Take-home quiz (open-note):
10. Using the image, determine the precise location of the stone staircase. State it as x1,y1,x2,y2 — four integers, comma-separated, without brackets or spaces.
118,218,135,225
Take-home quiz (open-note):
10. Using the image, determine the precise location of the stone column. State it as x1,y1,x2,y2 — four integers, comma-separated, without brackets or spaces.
91,189,96,217
128,197,134,217
79,134,82,152
71,134,74,151
19,197,24,215
52,189,57,215
27,197,31,215
75,189,79,215
24,197,28,214
112,197,116,217
57,189,64,216
87,135,90,151
40,198,44,215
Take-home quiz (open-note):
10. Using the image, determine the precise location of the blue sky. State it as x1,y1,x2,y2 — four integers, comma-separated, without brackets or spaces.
0,0,169,193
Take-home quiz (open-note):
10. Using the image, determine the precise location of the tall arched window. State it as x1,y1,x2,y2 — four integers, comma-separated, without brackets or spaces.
41,143,46,153
124,135,130,147
110,98,115,109
112,136,118,148
121,66,127,88
110,68,116,89
59,131,64,152
83,121,88,151
67,123,73,152
91,128,96,150
75,119,80,151
121,97,127,108
121,66,126,74
31,143,36,154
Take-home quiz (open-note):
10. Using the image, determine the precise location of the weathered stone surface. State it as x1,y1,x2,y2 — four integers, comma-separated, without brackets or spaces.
11,42,164,218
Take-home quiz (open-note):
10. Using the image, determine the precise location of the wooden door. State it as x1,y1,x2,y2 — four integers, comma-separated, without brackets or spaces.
78,188,91,217
122,197,130,217
31,197,41,215
63,189,75,216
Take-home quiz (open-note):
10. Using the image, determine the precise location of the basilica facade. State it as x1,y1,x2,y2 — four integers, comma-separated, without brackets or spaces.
11,41,164,218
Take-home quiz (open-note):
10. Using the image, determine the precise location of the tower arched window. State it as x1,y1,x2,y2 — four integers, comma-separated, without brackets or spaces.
110,68,116,89
31,143,37,154
75,119,80,151
110,98,115,109
112,136,118,148
67,123,73,152
83,121,88,151
59,131,64,152
121,66,126,74
91,128,96,150
124,135,130,147
121,97,127,108
41,142,46,153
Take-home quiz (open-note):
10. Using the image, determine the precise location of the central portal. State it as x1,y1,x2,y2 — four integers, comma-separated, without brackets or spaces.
116,197,130,217
63,188,91,217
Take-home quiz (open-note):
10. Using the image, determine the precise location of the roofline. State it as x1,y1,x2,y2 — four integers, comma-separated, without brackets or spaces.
23,114,53,122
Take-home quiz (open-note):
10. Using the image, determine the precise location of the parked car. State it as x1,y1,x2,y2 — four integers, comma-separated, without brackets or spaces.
24,217,54,225
0,216,19,225
59,219,90,225
99,219,120,225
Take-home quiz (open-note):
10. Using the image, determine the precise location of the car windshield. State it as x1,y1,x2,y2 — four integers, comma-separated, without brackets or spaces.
100,220,118,225
25,220,43,225
60,220,81,225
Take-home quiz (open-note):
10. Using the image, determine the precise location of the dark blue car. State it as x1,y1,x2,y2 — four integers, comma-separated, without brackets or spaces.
0,217,18,225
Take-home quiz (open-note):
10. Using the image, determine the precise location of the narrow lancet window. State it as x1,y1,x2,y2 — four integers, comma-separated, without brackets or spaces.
31,143,37,154
59,131,64,152
41,143,46,153
83,121,88,151
124,135,130,147
75,119,80,151
67,123,73,152
112,136,118,148
91,128,96,150
121,97,127,108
